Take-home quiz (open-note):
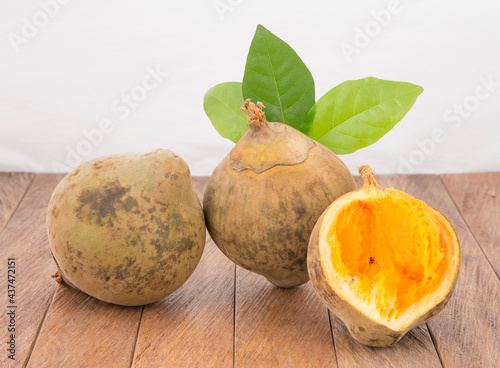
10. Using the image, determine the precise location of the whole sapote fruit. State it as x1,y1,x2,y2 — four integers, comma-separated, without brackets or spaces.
308,165,461,346
203,100,356,287
46,149,205,306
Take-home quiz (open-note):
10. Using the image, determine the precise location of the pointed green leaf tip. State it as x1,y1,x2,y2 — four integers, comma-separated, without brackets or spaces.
242,24,315,130
303,77,424,154
203,82,248,143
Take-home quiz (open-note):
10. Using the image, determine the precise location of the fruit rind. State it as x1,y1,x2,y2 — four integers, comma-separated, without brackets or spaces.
46,149,206,306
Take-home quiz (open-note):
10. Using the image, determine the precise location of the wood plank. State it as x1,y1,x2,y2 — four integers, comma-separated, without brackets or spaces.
234,267,337,368
1,171,495,366
0,172,34,233
132,238,234,367
132,177,235,367
441,172,500,278
373,174,499,368
325,175,442,368
27,285,142,367
0,174,62,368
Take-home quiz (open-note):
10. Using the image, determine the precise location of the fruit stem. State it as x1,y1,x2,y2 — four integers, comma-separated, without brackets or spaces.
241,99,269,129
51,269,67,285
358,165,382,189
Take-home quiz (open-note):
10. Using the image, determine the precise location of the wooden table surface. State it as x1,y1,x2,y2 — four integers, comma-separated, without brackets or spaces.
1,172,499,368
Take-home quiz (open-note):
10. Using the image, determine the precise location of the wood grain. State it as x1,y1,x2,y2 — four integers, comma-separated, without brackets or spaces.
327,175,442,368
0,174,62,368
441,172,500,278
27,285,142,367
375,174,499,368
0,172,34,233
1,172,497,367
234,267,337,368
132,237,234,367
132,177,234,367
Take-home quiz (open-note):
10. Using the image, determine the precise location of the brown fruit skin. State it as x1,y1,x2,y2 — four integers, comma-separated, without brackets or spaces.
203,124,356,288
308,210,460,347
46,149,205,306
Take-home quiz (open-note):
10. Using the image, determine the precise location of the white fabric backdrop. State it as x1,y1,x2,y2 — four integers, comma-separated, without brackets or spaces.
1,0,499,175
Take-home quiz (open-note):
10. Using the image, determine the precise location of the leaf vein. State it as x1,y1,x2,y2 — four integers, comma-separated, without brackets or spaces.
260,31,286,123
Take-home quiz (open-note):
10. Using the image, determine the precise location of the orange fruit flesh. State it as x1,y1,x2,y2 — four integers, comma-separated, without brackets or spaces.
328,189,454,321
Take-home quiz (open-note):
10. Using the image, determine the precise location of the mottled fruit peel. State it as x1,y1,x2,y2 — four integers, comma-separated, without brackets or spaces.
203,100,356,287
46,149,206,306
308,165,461,346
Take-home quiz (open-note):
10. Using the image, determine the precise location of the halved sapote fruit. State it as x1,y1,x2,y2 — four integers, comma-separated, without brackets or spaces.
308,165,460,346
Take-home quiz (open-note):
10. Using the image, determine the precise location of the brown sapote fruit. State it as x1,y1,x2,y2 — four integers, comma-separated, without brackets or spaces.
308,165,461,346
203,99,356,287
46,149,206,306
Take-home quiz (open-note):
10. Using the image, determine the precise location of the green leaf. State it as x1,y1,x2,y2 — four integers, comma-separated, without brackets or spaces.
203,82,248,143
242,25,315,130
304,77,423,154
